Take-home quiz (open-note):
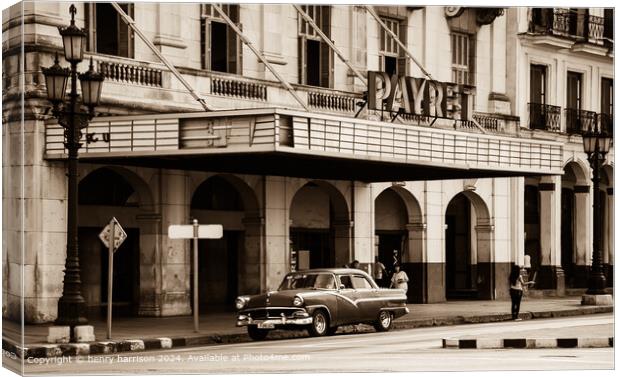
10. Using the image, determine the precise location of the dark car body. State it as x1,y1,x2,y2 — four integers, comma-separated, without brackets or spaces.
236,268,409,338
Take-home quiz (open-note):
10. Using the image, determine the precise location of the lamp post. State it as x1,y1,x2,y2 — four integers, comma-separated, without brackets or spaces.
581,124,612,304
42,4,104,331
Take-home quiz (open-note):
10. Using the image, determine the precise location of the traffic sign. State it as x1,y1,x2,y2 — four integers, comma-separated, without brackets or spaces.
168,224,223,239
98,217,127,251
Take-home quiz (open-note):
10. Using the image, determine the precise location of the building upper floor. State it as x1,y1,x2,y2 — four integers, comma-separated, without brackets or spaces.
506,7,613,139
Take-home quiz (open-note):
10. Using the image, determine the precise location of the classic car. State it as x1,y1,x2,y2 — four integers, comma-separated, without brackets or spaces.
235,268,409,340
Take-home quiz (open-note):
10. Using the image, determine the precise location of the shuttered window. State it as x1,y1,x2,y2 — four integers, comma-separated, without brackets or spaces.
200,4,242,74
86,3,134,58
451,32,474,85
298,5,333,88
379,17,407,77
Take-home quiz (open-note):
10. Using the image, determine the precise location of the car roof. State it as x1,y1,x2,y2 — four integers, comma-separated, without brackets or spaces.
289,268,370,275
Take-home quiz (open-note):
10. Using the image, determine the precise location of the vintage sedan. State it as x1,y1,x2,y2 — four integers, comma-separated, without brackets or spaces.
235,268,409,340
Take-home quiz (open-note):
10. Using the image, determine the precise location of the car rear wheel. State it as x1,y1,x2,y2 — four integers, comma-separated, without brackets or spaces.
374,310,393,332
247,326,269,341
308,310,329,337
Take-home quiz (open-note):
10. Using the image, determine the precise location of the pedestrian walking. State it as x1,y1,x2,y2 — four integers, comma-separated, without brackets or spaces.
390,264,409,293
509,265,534,321
373,256,387,287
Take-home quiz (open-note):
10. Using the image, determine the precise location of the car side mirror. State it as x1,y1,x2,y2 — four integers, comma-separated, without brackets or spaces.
339,284,346,290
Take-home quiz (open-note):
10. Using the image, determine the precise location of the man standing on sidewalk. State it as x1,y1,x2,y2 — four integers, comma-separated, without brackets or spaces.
373,256,387,287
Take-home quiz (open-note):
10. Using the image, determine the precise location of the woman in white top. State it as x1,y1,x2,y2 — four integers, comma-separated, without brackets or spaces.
509,265,534,321
390,264,409,293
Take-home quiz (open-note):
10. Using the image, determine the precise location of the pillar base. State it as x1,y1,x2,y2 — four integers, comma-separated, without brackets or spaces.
581,294,613,306
536,266,565,295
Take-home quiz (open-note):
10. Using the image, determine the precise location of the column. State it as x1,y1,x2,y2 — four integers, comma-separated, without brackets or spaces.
264,176,288,291
424,181,444,303
333,221,353,270
137,213,162,316
573,185,592,287
352,182,373,273
405,222,426,303
159,170,191,316
537,176,565,293
475,224,495,300
241,216,264,295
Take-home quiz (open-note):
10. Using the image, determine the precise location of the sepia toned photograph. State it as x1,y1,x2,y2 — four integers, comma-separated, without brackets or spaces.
1,1,615,375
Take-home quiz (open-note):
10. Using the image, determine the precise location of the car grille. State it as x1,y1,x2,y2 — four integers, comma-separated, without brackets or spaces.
243,308,299,320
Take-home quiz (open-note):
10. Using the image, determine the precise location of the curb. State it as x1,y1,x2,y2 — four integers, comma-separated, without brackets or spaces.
442,337,614,349
3,305,613,359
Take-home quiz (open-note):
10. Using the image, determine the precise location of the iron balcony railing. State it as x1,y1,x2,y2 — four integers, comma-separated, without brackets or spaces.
565,108,598,135
529,8,613,43
529,103,561,132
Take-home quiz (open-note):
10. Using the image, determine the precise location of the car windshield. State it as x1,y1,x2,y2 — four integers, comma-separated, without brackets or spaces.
278,273,336,291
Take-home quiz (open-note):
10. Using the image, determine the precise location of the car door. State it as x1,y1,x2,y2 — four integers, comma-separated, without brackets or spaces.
334,274,359,325
351,274,382,322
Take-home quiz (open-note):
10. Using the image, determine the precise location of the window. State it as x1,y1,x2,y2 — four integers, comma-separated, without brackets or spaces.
298,5,333,88
86,3,134,58
451,32,474,85
565,71,582,133
601,78,613,134
379,17,406,77
338,275,354,289
530,64,547,105
351,275,373,290
201,4,241,74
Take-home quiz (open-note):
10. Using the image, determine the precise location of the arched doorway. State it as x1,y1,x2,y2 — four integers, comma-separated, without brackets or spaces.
190,175,260,310
289,181,349,269
375,188,408,278
78,167,143,317
444,191,493,300
561,161,591,288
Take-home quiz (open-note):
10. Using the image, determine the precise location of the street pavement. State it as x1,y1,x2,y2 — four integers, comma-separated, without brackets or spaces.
3,295,605,345
4,314,613,375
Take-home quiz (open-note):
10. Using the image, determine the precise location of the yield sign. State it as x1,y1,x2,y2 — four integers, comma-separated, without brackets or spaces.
99,217,127,251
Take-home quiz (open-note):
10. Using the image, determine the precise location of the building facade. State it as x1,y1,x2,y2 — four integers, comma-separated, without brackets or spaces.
2,3,613,323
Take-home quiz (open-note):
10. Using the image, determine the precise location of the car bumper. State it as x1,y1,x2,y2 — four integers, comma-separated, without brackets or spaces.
236,315,313,328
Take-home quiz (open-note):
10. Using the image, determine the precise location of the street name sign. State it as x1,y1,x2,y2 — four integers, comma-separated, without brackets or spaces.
168,220,224,333
168,224,223,239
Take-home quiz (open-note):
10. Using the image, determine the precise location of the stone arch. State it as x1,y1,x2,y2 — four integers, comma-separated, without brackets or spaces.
189,174,262,307
77,166,156,317
374,186,426,302
289,180,351,269
561,161,591,288
444,190,494,300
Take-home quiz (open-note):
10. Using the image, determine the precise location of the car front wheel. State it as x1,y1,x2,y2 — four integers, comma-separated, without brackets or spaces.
308,310,329,337
247,326,269,341
374,310,393,332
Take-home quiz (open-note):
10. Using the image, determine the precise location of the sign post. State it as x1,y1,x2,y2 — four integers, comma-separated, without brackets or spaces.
98,217,127,340
168,221,223,333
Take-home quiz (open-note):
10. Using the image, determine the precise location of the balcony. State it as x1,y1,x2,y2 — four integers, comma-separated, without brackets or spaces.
529,103,561,132
565,108,597,135
526,9,613,54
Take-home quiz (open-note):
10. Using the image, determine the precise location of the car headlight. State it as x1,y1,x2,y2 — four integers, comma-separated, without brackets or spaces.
236,297,248,310
293,295,304,307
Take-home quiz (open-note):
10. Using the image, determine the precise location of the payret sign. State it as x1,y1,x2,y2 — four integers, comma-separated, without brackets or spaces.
368,71,467,119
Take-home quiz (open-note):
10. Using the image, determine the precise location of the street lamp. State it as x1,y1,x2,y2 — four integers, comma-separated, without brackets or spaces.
581,125,612,301
42,4,104,333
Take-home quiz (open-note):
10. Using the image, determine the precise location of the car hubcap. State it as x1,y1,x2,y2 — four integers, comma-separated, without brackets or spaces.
315,314,326,333
380,312,391,328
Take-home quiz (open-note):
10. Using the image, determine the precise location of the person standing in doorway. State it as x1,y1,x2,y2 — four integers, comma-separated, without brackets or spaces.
373,256,387,287
390,264,409,294
509,265,534,321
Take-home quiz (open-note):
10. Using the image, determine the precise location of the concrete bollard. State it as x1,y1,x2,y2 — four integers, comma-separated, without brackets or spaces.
75,325,96,342
47,326,71,344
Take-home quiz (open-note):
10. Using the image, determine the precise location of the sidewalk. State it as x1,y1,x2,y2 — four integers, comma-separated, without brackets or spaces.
2,296,613,358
